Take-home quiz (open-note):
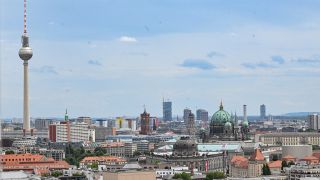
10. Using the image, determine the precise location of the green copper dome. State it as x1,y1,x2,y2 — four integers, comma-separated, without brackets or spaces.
211,102,231,124
225,122,232,128
242,120,249,127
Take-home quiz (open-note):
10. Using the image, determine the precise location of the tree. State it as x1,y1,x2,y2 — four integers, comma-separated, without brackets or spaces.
180,172,192,180
72,172,85,176
42,173,50,177
265,164,271,175
206,171,226,180
51,171,63,177
262,164,271,175
91,162,98,170
288,161,295,166
5,150,15,155
281,160,288,170
133,151,142,156
94,147,107,156
173,172,191,180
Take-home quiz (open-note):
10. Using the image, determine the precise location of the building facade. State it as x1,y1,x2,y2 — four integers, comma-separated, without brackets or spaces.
140,109,151,135
163,101,172,121
102,171,156,180
0,154,70,175
95,127,116,142
260,104,266,120
196,109,208,122
34,118,52,130
186,112,196,136
49,122,95,142
77,117,92,125
308,114,320,131
183,108,192,122
230,149,266,178
256,132,320,146
79,156,127,170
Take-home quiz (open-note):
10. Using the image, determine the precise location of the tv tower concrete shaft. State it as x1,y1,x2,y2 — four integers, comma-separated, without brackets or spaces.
23,60,30,131
19,0,33,134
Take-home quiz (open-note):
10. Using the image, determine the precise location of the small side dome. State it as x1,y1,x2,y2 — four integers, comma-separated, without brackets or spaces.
242,121,249,127
224,122,232,129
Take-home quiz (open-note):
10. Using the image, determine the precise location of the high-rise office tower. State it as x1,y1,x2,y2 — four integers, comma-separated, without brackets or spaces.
140,109,151,135
163,100,172,121
196,109,209,121
183,108,192,122
308,114,320,130
260,104,266,120
19,0,33,136
186,112,196,137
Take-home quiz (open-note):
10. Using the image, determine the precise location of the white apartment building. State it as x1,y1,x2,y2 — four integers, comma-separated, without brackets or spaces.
49,122,95,142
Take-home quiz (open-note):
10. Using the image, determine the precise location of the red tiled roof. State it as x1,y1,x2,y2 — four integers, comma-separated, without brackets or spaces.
282,155,296,160
0,153,47,162
80,156,127,163
312,152,320,160
268,160,282,168
231,156,248,168
301,156,319,161
1,153,70,175
249,148,265,161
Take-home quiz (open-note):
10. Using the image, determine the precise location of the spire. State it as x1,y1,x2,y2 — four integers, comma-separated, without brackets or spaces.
24,0,27,34
65,109,68,121
143,104,146,113
219,100,224,110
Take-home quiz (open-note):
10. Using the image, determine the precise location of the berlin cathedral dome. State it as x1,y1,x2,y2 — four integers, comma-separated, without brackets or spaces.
211,102,232,125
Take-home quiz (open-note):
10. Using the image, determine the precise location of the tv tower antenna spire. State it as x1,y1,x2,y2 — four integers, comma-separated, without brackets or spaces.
24,0,27,34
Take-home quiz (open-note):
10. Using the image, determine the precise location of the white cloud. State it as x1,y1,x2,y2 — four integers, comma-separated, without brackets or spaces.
118,36,137,43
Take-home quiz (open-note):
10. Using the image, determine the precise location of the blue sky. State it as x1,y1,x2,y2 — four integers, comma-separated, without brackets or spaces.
1,0,320,118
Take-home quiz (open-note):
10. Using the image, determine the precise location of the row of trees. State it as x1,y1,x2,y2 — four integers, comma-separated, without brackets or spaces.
65,145,108,167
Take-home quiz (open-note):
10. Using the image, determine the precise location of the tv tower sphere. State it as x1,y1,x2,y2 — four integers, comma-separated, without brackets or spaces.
19,35,33,61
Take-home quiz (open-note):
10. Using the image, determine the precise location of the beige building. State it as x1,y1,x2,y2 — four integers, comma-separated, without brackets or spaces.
101,142,125,157
230,149,266,178
256,132,320,146
102,171,156,180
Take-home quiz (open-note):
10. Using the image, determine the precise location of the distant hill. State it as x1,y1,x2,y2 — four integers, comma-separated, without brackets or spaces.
283,112,320,116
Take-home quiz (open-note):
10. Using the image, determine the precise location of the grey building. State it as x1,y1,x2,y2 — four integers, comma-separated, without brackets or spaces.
35,118,53,130
137,140,150,152
196,109,208,121
183,108,192,123
282,145,312,159
260,104,266,120
95,126,115,142
125,142,137,157
163,101,172,121
77,117,92,125
40,149,65,161
308,114,320,130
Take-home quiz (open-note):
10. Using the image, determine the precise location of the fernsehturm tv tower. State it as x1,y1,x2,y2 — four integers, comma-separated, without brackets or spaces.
18,0,33,136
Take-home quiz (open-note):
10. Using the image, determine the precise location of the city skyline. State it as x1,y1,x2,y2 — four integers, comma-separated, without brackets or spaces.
1,0,320,117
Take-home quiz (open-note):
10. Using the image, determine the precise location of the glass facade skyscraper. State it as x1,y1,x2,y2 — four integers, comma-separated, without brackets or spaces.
163,101,172,121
